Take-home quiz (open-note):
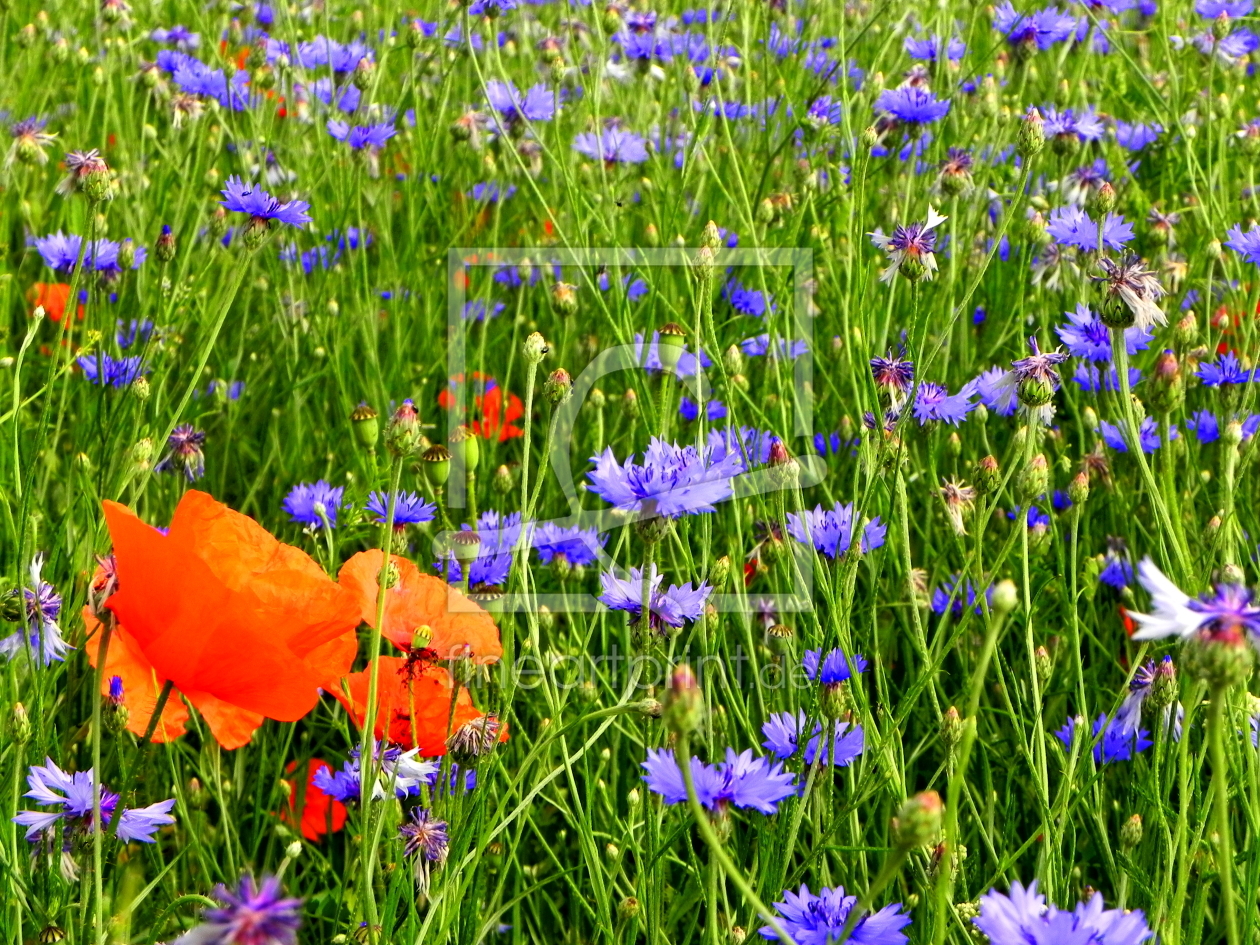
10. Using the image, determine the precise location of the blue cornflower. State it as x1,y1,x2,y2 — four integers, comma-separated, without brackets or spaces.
179,875,302,945
312,742,439,803
587,438,744,517
151,24,200,49
282,480,344,529
805,96,843,128
1042,106,1105,145
399,807,450,872
760,885,911,944
1130,558,1260,642
154,424,206,482
1115,121,1162,151
116,319,155,349
1098,417,1172,453
78,353,148,388
366,491,436,527
485,80,556,131
1100,550,1135,589
786,502,887,558
813,431,858,458
1045,207,1133,252
679,396,726,421
599,566,711,634
761,712,866,767
1196,0,1252,16
722,278,775,317
531,522,607,567
1227,223,1260,265
803,647,870,684
1193,28,1260,61
33,231,81,271
1196,351,1251,386
874,86,951,126
1056,713,1153,763
573,127,649,164
435,511,521,588
1187,411,1260,443
0,556,70,667
974,881,1152,944
993,2,1077,50
468,0,516,15
1055,303,1153,360
1071,363,1142,393
467,181,516,203
219,176,311,229
1008,505,1052,531
707,427,782,470
931,575,992,617
871,350,916,402
740,335,809,359
904,33,966,61
327,119,395,150
642,747,798,815
912,381,976,425
12,757,174,843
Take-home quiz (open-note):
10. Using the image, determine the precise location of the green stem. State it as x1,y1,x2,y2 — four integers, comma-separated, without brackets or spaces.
91,617,115,945
1208,692,1240,945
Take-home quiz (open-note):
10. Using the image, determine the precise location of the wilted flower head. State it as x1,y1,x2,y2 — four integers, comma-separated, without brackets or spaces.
399,806,449,863
869,208,947,282
0,555,70,667
1095,253,1166,331
8,116,57,166
154,424,207,482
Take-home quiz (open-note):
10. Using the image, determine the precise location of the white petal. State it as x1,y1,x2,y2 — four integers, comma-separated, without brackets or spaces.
925,206,948,230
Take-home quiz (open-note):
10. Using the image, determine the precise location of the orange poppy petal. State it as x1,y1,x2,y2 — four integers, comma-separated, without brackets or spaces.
338,550,502,663
84,611,189,743
183,690,266,750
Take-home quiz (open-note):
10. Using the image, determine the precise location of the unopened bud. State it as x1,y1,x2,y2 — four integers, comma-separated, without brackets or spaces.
1089,181,1117,216
941,706,964,751
543,368,573,405
992,579,1019,615
1120,814,1143,853
551,282,578,317
1068,470,1090,505
1021,453,1049,501
524,331,549,364
973,455,1001,496
1035,646,1053,687
12,703,30,744
663,664,704,734
1018,107,1045,158
385,399,421,457
893,791,943,848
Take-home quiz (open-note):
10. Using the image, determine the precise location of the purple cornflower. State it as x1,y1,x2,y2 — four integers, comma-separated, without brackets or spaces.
984,338,1070,423
641,747,798,814
531,522,607,567
12,758,174,843
1130,558,1260,644
1095,254,1167,331
1042,106,1105,145
706,427,781,470
176,875,302,945
219,176,311,229
931,575,993,617
679,396,726,422
973,367,1019,416
904,33,966,61
973,881,1153,944
0,556,70,666
468,0,516,15
1196,0,1252,16
587,438,744,517
33,231,84,272
1225,223,1260,265
740,335,809,360
151,24,200,49
1100,540,1135,589
803,647,870,685
434,511,521,588
993,2,1078,51
77,353,148,388
870,207,947,282
1098,417,1169,453
1056,713,1152,763
485,80,556,132
722,278,775,317
282,480,344,529
8,116,57,166
1071,363,1142,393
313,743,440,804
598,566,711,634
874,86,951,126
1115,121,1162,151
759,885,911,945
786,502,887,558
154,424,207,482
573,127,649,165
1196,351,1251,386
1045,207,1133,252
912,381,976,425
365,490,437,527
1055,303,1153,360
400,807,449,863
761,712,866,767
326,120,395,150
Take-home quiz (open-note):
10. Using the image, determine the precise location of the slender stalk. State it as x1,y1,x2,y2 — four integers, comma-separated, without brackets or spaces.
91,616,114,945
1208,691,1240,945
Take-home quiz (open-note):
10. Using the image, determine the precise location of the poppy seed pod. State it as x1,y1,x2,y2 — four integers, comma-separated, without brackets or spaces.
657,323,686,374
421,443,451,486
350,402,380,450
449,425,480,471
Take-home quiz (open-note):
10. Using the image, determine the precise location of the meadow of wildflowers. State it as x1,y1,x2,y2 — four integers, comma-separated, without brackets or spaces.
5,0,1260,942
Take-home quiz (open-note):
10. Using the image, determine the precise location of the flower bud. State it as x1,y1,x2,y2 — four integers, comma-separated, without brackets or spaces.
1088,181,1117,216
352,56,375,90
1120,814,1143,854
12,703,30,744
523,331,549,364
1174,312,1198,346
493,464,514,494
973,455,1001,496
1148,656,1178,709
1021,453,1049,501
622,388,640,420
702,220,722,250
941,706,964,751
1068,470,1090,505
550,282,578,317
350,402,380,450
723,344,744,376
156,224,177,262
663,664,704,734
619,897,641,920
991,579,1019,615
1183,627,1255,689
1035,646,1053,687
385,399,422,457
543,368,573,405
893,791,943,849
710,555,731,591
637,699,662,718
1018,107,1045,158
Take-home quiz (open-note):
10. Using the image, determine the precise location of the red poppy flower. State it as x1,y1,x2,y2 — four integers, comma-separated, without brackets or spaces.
27,283,83,322
338,550,502,662
437,374,524,442
283,759,347,840
330,656,496,754
88,490,361,749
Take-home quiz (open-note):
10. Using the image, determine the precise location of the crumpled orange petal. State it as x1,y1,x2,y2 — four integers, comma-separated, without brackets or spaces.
338,550,503,663
330,656,490,754
101,490,361,747
85,611,189,744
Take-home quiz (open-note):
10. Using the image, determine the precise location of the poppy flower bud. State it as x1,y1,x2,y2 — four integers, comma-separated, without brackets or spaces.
550,281,578,317
622,388,640,420
1018,107,1045,158
350,402,380,450
1088,181,1117,217
544,368,573,405
449,425,480,471
973,454,1001,496
663,663,704,735
385,399,422,457
421,443,451,486
893,791,943,849
991,579,1019,615
1120,814,1143,854
523,331,549,364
